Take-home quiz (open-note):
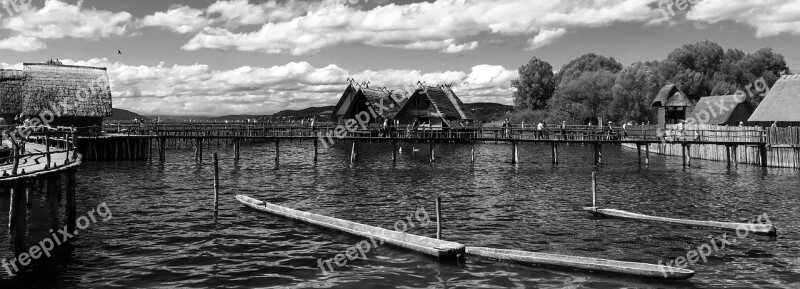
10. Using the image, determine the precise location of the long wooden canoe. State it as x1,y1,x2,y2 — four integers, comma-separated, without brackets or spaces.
467,247,695,280
583,207,777,236
236,195,465,260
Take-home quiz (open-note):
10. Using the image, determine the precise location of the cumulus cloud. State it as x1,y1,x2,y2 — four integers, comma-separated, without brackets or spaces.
3,0,134,40
686,0,800,38
141,5,212,34
525,28,567,50
182,0,659,55
0,35,47,51
19,58,516,115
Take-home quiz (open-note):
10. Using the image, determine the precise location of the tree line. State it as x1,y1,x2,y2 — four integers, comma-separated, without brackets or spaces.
511,40,791,125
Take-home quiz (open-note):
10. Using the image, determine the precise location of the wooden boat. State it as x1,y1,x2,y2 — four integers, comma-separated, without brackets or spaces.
235,195,465,260
467,247,694,280
583,207,777,236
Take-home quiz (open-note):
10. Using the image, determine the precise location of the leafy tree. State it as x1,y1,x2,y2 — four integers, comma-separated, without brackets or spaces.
512,57,556,110
556,53,623,86
609,61,663,123
548,70,617,124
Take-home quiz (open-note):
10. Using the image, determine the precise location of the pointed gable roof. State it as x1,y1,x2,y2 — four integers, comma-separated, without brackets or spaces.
687,95,753,125
749,74,800,122
652,84,692,107
396,85,471,120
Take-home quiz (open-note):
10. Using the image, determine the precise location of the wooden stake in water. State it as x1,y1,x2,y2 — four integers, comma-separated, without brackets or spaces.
213,153,220,217
436,196,442,240
591,171,597,208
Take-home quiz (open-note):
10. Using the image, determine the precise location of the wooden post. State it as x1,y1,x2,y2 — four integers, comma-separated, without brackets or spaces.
511,142,517,164
598,143,602,165
726,145,731,167
392,141,396,163
636,144,641,165
471,143,475,163
72,132,78,160
47,176,59,232
351,141,358,163
687,145,692,167
435,196,442,240
275,139,280,163
592,172,597,209
645,143,650,165
234,138,240,162
551,143,558,164
682,145,687,167
12,181,26,256
198,138,203,164
430,142,435,163
66,170,77,233
45,133,51,168
759,144,768,167
12,140,19,175
314,139,319,163
733,145,739,167
213,153,219,217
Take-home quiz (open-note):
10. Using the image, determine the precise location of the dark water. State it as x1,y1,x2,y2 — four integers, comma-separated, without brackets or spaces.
1,140,799,288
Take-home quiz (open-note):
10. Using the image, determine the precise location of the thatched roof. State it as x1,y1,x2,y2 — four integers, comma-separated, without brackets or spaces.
21,63,113,117
358,87,401,117
687,95,753,125
330,84,358,120
396,85,472,120
652,84,692,107
749,74,800,122
0,69,26,115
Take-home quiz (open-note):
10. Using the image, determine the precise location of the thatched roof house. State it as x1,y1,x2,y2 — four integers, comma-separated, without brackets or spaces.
652,84,694,127
686,95,754,126
22,62,113,128
330,84,402,123
394,85,472,127
749,74,800,126
0,69,26,123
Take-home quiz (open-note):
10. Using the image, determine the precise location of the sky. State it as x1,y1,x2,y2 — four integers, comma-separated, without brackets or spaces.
0,0,799,116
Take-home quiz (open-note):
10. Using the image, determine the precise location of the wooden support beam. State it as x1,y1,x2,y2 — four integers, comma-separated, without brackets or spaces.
48,176,59,232
430,142,435,163
645,144,650,165
637,144,642,165
551,143,558,164
686,145,691,167
682,145,687,167
725,145,731,167
314,139,319,163
275,139,280,163
66,170,77,233
471,143,475,163
213,153,219,218
351,141,358,163
12,181,26,256
511,142,517,164
234,138,240,162
391,141,396,163
759,144,768,167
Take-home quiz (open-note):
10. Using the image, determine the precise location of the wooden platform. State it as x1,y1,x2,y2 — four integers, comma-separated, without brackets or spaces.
0,143,81,181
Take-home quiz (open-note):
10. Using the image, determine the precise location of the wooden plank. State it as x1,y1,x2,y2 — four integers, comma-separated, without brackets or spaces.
583,207,776,236
235,195,464,260
466,247,694,280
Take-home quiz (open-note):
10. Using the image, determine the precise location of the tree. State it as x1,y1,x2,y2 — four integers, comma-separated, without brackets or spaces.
659,40,725,99
548,70,617,124
609,61,663,123
512,57,556,110
556,53,623,86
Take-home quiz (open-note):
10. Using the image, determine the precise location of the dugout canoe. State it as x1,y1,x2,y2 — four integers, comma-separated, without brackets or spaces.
236,195,465,260
467,247,694,280
583,207,777,236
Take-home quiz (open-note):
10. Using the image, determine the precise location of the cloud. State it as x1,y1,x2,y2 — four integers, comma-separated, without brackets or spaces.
3,0,134,40
182,0,659,55
140,5,212,34
686,0,800,38
0,35,47,51
525,28,567,50
25,58,516,115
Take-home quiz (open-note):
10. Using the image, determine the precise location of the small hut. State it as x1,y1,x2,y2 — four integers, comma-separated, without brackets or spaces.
21,62,113,130
748,74,800,126
686,95,754,126
0,69,26,124
329,84,401,123
652,84,694,127
394,85,471,127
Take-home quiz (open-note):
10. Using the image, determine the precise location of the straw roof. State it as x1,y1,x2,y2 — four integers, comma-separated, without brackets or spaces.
358,87,401,117
687,95,753,125
21,63,113,117
749,74,800,122
652,84,693,107
0,69,26,115
396,85,472,120
331,84,358,119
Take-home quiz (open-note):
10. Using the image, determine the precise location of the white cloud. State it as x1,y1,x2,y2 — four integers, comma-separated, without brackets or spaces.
686,0,800,38
3,0,134,40
525,28,567,50
141,5,211,34
0,35,46,51
37,58,516,115
182,0,659,55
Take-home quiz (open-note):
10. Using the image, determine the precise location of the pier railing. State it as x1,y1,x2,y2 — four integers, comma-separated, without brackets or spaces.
0,126,79,177
99,121,775,144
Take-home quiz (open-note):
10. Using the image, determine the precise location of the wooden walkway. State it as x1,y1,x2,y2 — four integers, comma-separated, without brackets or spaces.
0,143,79,179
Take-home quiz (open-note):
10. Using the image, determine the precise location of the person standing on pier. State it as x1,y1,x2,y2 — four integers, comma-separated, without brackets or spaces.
606,121,614,140
560,121,567,140
536,121,544,139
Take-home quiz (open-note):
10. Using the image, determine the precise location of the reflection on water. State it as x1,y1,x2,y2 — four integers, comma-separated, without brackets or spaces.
1,141,799,288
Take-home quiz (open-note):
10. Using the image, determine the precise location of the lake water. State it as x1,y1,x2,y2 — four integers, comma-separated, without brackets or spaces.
1,140,799,288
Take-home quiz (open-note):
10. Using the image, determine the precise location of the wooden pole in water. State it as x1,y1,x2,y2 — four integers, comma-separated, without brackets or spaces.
551,143,557,164
471,143,475,163
314,139,319,163
12,181,26,256
234,138,240,162
726,145,731,167
637,144,642,165
213,153,219,217
47,176,58,231
436,196,442,240
682,145,687,167
687,145,692,167
45,133,51,168
66,169,77,233
198,138,203,164
392,141,397,163
275,139,280,163
592,172,597,209
645,143,650,165
430,142,435,163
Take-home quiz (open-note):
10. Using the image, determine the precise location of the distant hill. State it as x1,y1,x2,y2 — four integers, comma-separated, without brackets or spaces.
464,103,513,122
265,106,336,120
105,108,147,121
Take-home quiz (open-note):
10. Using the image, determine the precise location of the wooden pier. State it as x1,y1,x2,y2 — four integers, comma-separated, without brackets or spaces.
92,121,800,169
0,130,82,256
